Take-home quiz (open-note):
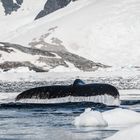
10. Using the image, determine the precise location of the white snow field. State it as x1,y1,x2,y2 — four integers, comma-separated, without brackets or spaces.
0,0,46,36
74,108,140,127
0,0,140,68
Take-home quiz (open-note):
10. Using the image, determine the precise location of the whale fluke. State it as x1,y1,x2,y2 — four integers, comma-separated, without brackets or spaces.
16,86,71,101
15,79,120,105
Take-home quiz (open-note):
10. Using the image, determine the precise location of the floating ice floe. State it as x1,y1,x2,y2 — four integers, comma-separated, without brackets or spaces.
74,108,108,127
74,108,140,127
105,124,140,140
103,108,140,126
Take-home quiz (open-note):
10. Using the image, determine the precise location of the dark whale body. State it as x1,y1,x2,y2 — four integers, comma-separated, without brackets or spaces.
16,79,119,103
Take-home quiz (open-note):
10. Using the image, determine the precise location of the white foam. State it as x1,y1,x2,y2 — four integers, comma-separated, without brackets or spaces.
0,92,19,103
17,94,120,106
0,1,4,16
74,108,140,127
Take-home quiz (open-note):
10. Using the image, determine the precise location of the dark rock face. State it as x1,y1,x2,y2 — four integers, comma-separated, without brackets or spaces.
1,0,76,19
1,0,23,15
35,0,72,20
0,61,47,72
0,42,55,57
0,42,108,72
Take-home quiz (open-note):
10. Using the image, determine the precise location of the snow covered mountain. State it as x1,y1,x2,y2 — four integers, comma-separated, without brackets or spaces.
0,0,140,72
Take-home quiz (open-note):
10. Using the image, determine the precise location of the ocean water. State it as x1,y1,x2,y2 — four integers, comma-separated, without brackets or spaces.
0,103,113,140
0,101,140,140
0,73,140,140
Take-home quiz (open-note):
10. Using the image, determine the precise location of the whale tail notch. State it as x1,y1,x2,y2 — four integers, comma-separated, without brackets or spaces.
73,79,85,86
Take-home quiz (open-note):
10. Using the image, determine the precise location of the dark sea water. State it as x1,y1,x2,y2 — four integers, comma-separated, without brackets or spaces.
0,73,140,140
0,101,139,140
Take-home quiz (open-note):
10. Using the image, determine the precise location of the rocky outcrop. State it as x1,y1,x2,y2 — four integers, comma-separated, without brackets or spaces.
35,0,75,20
1,0,77,19
0,42,55,57
0,61,47,72
1,0,23,15
0,41,108,72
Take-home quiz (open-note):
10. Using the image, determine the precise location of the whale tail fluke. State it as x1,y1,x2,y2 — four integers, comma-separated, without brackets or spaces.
15,87,45,101
15,79,120,105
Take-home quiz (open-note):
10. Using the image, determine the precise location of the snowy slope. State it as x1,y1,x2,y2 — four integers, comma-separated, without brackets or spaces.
0,0,140,71
0,0,46,36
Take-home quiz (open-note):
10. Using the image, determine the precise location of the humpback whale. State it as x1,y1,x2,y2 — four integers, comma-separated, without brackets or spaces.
15,79,120,105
